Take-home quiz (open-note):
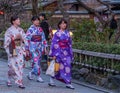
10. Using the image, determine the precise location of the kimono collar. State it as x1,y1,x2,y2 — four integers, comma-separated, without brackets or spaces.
57,29,68,34
31,25,39,29
12,25,19,29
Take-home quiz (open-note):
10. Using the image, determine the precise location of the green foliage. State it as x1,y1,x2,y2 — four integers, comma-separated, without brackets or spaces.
71,19,113,43
73,42,120,72
0,22,31,38
73,42,120,54
0,30,5,38
71,19,120,74
20,22,31,32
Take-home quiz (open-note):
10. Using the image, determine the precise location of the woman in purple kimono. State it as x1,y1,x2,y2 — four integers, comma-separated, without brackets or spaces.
26,16,47,82
49,19,74,89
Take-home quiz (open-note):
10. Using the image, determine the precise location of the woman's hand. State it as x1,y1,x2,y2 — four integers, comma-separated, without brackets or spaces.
53,56,56,60
25,50,31,61
26,50,30,56
45,50,48,55
44,47,48,55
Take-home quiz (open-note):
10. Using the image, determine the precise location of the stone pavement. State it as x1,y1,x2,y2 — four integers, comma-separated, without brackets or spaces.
0,59,112,93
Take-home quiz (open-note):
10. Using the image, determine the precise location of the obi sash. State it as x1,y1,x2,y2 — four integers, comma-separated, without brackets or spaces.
31,35,41,42
58,40,69,48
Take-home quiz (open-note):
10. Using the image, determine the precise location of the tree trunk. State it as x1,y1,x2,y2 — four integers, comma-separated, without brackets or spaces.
32,0,38,16
76,0,114,30
58,0,70,29
114,27,120,43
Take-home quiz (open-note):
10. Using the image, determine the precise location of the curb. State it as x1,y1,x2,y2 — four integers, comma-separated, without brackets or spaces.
72,79,115,93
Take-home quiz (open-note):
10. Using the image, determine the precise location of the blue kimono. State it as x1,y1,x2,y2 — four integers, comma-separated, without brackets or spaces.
26,25,47,75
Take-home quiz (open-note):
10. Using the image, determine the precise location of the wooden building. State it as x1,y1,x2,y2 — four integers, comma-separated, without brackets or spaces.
41,0,120,18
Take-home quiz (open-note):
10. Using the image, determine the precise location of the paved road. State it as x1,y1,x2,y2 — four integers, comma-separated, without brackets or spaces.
0,59,113,93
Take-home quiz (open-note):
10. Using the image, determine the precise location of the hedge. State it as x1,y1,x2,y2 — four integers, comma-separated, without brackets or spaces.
73,42,120,55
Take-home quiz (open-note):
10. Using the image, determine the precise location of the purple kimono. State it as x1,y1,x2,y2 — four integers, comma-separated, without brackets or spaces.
49,30,73,84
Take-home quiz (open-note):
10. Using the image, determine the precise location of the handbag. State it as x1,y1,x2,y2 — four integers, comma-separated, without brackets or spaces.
46,60,55,76
9,37,17,56
47,60,60,72
24,50,31,61
25,54,31,61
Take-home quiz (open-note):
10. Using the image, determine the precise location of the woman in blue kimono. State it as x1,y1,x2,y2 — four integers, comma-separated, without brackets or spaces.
26,16,47,82
49,19,74,89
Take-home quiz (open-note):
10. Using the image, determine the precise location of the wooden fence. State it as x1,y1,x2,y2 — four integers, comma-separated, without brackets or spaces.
0,38,120,74
73,49,120,74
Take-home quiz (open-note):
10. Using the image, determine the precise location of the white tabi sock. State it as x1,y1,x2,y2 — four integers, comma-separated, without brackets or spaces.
50,77,55,84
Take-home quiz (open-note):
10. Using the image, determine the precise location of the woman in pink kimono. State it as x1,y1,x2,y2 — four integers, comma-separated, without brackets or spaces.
4,15,26,89
49,19,74,89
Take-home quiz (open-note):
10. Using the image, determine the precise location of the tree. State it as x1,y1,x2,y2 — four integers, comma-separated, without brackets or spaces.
58,0,69,21
45,0,70,28
47,0,111,29
58,0,70,28
32,0,38,16
76,0,120,43
0,0,30,29
76,0,113,29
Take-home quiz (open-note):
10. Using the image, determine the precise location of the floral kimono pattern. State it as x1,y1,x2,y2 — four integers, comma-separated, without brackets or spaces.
4,26,26,86
49,30,73,84
26,25,47,76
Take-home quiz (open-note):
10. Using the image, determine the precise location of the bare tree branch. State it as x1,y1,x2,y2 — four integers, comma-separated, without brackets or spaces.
58,0,69,18
76,0,105,26
97,0,113,14
97,0,109,7
58,0,70,28
32,0,38,16
0,0,31,29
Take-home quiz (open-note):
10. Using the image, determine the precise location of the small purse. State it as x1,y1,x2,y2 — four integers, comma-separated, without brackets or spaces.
47,60,60,72
25,54,31,61
46,60,55,76
25,50,31,61
9,38,17,56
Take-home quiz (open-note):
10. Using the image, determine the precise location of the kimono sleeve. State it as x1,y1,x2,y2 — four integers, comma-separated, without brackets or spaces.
68,32,74,61
20,28,27,55
20,28,26,43
41,30,47,52
25,29,32,50
4,30,11,55
49,32,60,57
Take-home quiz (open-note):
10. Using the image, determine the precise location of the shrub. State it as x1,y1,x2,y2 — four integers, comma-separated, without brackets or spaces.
71,19,114,44
73,42,120,54
20,22,31,32
73,42,120,71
